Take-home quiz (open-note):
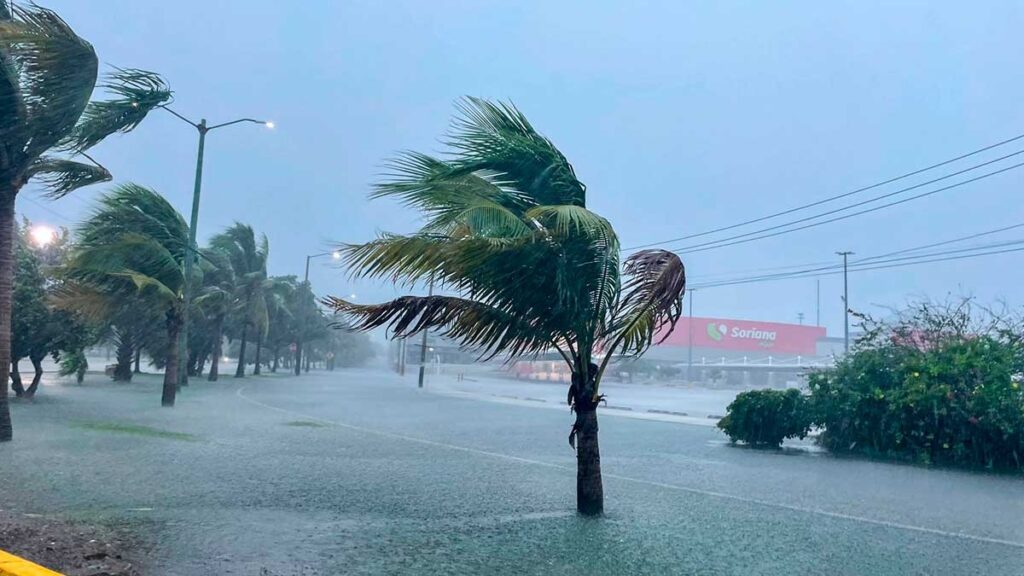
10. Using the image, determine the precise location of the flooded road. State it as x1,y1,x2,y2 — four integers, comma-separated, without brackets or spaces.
2,369,1022,575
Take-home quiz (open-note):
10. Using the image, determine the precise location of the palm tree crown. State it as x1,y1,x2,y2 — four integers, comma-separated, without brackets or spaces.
327,98,685,394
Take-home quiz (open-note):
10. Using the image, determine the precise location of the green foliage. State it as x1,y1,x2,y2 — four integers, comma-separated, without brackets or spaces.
718,388,813,448
58,349,87,384
808,300,1024,470
328,98,686,398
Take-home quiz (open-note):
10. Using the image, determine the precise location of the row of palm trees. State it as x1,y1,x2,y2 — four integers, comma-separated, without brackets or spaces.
56,183,335,407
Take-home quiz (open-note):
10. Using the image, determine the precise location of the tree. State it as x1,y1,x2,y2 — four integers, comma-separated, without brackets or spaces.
210,224,268,378
11,219,93,396
0,2,170,440
193,248,234,381
326,99,686,515
58,184,190,407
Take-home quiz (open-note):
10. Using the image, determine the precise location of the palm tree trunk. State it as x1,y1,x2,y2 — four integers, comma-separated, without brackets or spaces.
254,333,262,375
162,309,181,407
271,346,279,373
571,370,604,516
294,339,302,375
208,315,223,382
235,324,248,378
133,346,141,374
0,192,17,441
25,354,43,397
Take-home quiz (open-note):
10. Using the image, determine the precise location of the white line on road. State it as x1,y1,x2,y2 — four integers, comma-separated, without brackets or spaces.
235,386,1024,550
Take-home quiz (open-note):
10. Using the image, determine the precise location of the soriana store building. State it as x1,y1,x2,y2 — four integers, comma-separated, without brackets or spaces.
647,316,837,362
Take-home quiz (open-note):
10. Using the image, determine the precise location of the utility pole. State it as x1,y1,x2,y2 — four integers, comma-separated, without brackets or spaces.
417,278,434,388
687,289,694,383
836,251,854,353
816,279,821,326
797,312,804,325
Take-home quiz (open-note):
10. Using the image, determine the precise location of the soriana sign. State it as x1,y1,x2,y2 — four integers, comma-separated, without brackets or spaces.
657,317,826,355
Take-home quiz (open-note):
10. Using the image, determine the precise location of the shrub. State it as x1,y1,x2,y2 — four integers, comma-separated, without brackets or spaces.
808,299,1024,470
718,388,813,448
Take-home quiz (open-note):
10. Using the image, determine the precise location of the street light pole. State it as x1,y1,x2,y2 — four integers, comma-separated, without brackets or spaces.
837,251,854,353
418,278,434,388
161,106,273,390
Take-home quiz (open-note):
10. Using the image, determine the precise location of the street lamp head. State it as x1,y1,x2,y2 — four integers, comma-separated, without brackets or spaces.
331,250,341,260
29,225,56,248
265,121,275,129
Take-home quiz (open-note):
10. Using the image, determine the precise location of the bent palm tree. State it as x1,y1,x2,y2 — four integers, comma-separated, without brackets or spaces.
326,98,686,515
0,2,170,440
57,184,190,407
211,224,268,378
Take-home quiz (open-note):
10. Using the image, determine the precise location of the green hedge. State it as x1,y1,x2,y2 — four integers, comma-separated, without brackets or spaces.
809,335,1024,469
717,388,812,448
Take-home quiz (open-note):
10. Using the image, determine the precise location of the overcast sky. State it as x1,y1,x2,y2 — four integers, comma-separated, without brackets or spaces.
26,1,1024,337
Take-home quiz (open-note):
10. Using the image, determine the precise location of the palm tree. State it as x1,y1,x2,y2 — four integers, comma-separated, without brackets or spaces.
194,248,235,382
0,2,170,440
253,276,293,375
326,99,686,516
57,184,190,407
211,224,268,378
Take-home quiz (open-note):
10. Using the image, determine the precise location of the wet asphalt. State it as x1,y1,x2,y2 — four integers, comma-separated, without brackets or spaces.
1,368,1022,575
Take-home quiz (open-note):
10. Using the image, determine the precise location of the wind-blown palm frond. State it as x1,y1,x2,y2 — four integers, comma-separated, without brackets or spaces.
325,295,557,360
449,97,586,207
78,183,189,264
25,156,110,197
61,67,171,153
603,250,686,358
0,2,97,169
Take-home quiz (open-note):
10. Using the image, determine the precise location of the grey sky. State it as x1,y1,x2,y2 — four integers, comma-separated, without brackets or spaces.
26,1,1024,336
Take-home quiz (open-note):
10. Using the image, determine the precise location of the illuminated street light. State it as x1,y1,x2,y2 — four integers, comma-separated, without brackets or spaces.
29,225,56,248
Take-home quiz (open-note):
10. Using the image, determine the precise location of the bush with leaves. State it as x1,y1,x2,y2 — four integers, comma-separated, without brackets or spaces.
718,388,813,448
808,299,1024,470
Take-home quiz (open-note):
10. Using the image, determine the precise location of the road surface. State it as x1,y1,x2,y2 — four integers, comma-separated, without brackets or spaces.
1,368,1022,575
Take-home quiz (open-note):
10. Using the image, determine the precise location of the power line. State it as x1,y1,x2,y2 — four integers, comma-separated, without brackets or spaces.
690,241,1024,290
671,159,1024,255
626,130,1024,250
689,221,1024,285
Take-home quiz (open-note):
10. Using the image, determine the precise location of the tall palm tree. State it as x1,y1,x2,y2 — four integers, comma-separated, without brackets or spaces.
0,2,169,440
194,248,235,382
211,223,268,378
57,184,191,407
326,99,686,516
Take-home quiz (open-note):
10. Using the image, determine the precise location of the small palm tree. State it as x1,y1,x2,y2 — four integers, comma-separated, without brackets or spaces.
58,184,191,407
326,99,686,515
253,276,294,375
211,223,268,378
0,2,170,440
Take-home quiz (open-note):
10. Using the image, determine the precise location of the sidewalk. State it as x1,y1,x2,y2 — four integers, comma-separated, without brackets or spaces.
423,372,740,427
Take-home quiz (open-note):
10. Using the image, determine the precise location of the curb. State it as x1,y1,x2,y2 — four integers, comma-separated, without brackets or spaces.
0,550,63,576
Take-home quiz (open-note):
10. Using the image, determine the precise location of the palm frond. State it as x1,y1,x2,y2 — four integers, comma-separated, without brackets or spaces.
61,67,171,153
603,250,686,357
0,3,98,163
448,97,586,207
325,295,556,360
25,156,110,197
525,205,615,239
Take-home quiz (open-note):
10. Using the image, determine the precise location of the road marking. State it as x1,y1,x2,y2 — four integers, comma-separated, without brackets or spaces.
235,387,1024,550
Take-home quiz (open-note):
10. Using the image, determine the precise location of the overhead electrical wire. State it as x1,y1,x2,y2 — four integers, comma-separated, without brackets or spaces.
669,159,1024,254
626,130,1024,251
